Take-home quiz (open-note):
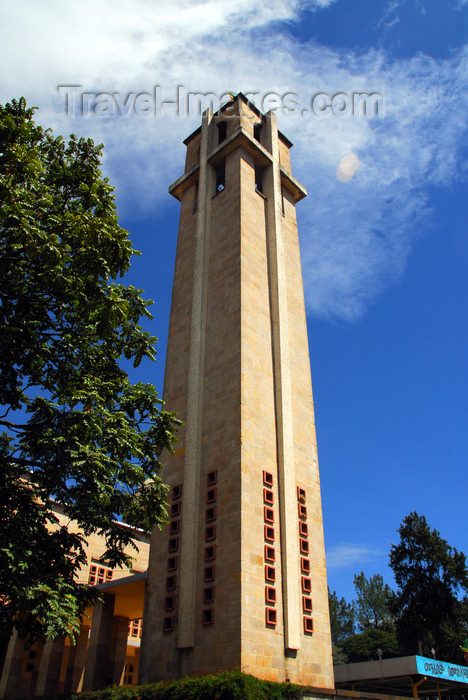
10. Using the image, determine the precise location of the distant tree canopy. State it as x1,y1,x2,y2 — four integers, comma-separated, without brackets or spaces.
0,98,180,652
328,588,355,646
389,511,468,662
329,513,468,664
353,571,394,631
341,628,398,663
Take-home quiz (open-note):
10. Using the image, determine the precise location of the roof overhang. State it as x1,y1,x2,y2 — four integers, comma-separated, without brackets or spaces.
334,655,468,698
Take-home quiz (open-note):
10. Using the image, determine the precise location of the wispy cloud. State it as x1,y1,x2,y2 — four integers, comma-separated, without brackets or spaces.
1,1,467,322
326,543,387,569
375,0,404,30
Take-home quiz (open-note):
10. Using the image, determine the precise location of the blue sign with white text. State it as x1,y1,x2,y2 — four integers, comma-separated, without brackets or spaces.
416,656,468,684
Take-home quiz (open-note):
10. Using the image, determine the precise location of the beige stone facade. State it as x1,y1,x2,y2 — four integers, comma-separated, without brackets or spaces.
0,505,149,698
139,94,334,688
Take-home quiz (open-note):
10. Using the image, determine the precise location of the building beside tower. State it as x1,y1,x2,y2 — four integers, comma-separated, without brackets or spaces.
139,93,334,688
0,93,334,695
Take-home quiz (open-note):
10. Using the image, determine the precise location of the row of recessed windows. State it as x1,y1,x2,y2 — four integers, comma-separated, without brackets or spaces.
191,119,265,206
193,167,290,210
213,162,264,196
23,648,37,675
213,119,263,196
202,470,218,625
128,618,142,639
216,120,262,145
298,486,314,635
88,563,113,586
123,661,135,686
163,483,183,632
263,470,278,628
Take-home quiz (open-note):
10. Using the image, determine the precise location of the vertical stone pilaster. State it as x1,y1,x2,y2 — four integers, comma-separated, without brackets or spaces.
35,637,65,696
109,616,130,686
264,111,301,651
0,632,43,699
177,107,213,650
64,624,90,693
82,593,115,690
0,632,24,699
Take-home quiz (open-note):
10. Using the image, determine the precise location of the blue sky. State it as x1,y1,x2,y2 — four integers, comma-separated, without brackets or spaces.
1,0,467,604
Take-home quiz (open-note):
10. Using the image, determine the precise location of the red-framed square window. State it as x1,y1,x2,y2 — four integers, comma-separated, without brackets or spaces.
303,617,314,634
168,537,179,553
171,484,182,500
264,506,274,524
263,488,274,505
203,587,215,604
203,565,215,582
297,486,306,502
264,545,275,562
266,608,277,626
89,565,113,586
299,538,309,555
205,506,216,522
302,596,313,613
207,470,217,486
167,556,178,572
164,596,174,612
263,470,273,487
301,558,310,574
265,565,276,582
298,503,307,519
205,524,216,541
301,576,312,594
163,616,173,632
204,545,216,561
129,619,142,638
206,487,217,504
170,520,179,534
299,521,308,538
264,525,275,542
265,586,276,604
202,608,214,625
166,575,176,591
170,502,180,518
88,565,97,585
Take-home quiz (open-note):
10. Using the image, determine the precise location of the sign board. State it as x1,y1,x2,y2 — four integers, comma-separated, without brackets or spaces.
416,656,468,684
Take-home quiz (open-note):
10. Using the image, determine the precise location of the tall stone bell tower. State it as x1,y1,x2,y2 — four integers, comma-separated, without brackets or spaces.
139,93,334,688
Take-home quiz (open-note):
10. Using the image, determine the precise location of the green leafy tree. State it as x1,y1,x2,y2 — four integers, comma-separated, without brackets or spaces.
0,98,179,656
329,588,356,662
341,628,398,663
353,571,395,631
389,512,468,662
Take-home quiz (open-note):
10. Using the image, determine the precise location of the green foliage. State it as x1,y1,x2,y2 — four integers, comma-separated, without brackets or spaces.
341,628,398,663
328,588,355,645
353,571,394,631
389,511,468,661
0,98,180,646
59,671,310,700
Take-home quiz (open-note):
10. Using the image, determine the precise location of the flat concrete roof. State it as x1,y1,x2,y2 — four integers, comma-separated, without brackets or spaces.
334,656,468,698
94,570,147,618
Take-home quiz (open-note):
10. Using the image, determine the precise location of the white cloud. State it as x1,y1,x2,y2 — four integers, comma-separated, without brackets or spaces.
1,1,467,321
375,0,404,30
326,543,386,569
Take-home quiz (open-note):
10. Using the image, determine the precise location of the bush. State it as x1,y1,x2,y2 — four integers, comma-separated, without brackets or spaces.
62,671,310,700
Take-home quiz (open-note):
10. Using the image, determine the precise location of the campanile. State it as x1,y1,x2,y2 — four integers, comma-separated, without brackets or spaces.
139,94,334,688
